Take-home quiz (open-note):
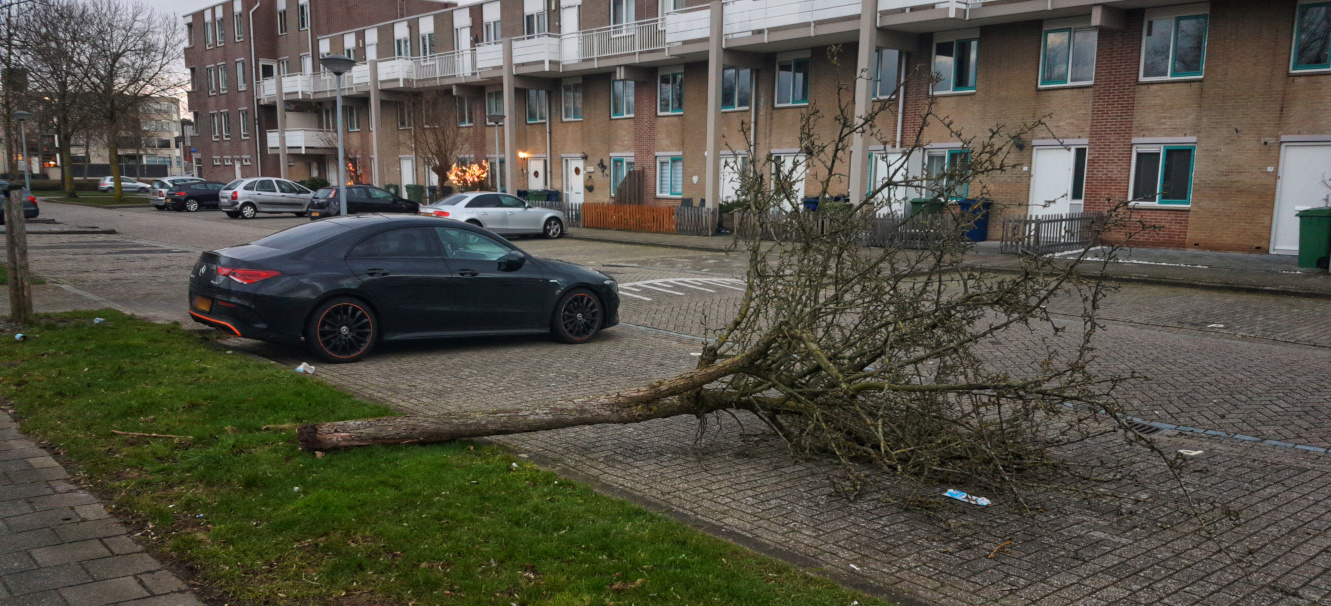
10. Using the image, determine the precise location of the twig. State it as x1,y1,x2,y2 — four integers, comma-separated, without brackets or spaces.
111,430,190,441
987,540,1013,559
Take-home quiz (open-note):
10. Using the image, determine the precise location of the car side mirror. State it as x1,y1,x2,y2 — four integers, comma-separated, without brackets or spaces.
497,250,526,272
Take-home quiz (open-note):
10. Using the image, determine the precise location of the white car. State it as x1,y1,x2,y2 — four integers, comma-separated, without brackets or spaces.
418,191,567,238
98,176,151,193
150,176,205,209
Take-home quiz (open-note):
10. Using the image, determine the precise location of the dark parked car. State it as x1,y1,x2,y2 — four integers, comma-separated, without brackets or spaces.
188,215,619,362
0,185,38,224
167,181,228,212
308,186,419,219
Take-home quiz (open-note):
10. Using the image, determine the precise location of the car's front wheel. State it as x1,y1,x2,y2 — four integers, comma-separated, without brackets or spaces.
551,288,602,344
543,218,564,239
184,199,200,212
306,297,378,363
294,212,307,218
238,203,257,219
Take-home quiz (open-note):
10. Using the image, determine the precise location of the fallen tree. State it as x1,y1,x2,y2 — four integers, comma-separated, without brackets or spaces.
299,52,1145,494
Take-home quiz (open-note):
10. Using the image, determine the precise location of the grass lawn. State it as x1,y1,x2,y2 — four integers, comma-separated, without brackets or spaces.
0,310,883,606
0,265,46,285
34,191,150,206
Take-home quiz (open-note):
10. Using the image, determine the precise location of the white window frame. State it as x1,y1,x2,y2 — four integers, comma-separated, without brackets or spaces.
297,2,309,31
1039,20,1097,88
457,96,473,126
220,111,231,140
397,102,412,129
485,90,503,125
206,66,216,94
217,63,228,93
657,67,684,115
1139,4,1210,82
1291,0,1331,73
239,108,250,138
214,17,224,46
611,0,634,31
562,80,583,121
483,20,501,42
420,32,435,56
204,16,213,46
186,21,195,47
770,152,807,209
524,11,548,36
932,30,979,95
656,155,683,197
1129,143,1196,208
235,59,247,90
277,8,288,35
234,12,244,41
774,55,811,107
209,112,219,140
395,37,411,57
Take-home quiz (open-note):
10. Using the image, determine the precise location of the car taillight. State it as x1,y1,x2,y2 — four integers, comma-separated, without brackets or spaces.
231,191,239,200
431,210,449,217
175,191,187,196
216,267,282,284
26,196,35,204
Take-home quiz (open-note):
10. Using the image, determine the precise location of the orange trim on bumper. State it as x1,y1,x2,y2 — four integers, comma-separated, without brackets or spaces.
189,311,241,337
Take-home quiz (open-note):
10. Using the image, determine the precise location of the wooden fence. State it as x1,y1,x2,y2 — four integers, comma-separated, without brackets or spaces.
580,203,718,235
998,212,1104,255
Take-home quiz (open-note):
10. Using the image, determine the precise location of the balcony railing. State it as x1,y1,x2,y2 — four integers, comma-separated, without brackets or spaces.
877,0,983,15
664,6,710,44
560,17,667,64
413,48,479,81
513,33,561,67
378,57,416,82
476,41,504,70
724,0,859,38
265,129,336,154
280,74,313,97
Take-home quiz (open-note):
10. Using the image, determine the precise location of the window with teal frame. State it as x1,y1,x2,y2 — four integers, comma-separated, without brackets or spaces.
610,157,634,196
1040,27,1097,86
1292,2,1331,71
1131,145,1194,205
721,66,751,110
1141,14,1208,79
925,149,970,199
656,156,683,197
933,38,977,93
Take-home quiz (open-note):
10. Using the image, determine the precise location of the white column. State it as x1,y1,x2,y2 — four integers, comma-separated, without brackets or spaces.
502,38,518,194
369,59,383,186
848,0,877,203
274,75,289,178
703,0,724,209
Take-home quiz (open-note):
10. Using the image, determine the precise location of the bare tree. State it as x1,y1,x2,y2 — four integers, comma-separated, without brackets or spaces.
410,95,469,187
298,50,1148,499
83,0,182,200
18,0,97,197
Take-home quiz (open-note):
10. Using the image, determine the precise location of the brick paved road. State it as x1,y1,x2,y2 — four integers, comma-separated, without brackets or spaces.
7,202,1331,606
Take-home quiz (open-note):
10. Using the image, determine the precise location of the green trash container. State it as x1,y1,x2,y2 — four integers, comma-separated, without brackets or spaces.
385,184,400,196
909,198,947,215
404,184,426,204
1296,206,1331,269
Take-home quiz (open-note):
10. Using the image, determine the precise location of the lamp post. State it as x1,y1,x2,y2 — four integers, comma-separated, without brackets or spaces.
487,113,504,192
13,110,30,192
320,54,356,216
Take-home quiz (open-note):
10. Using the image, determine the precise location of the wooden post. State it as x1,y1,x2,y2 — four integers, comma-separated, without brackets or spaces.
5,188,33,327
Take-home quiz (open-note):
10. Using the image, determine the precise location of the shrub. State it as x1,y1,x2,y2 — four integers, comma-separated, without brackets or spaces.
300,177,330,190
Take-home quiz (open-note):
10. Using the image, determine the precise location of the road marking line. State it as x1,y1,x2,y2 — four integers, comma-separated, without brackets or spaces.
669,281,715,292
619,285,645,291
619,292,652,301
638,284,685,295
695,280,746,290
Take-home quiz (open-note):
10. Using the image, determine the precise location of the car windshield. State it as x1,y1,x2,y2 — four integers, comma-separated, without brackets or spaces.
222,180,243,189
313,188,336,199
250,221,351,250
431,194,469,207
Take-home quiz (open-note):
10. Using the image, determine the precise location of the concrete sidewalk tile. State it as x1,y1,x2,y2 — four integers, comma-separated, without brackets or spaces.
135,571,186,595
1,458,34,472
3,589,69,606
1,498,35,518
57,577,150,606
99,537,143,556
0,551,38,575
6,467,71,484
5,509,82,533
0,447,49,462
27,458,63,470
0,528,62,555
28,493,99,512
72,505,109,521
0,483,54,501
0,438,38,451
30,540,113,567
118,593,204,606
3,562,92,596
53,520,126,543
82,554,161,581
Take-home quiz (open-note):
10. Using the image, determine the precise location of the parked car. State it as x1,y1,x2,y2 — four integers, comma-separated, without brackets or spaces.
418,191,566,238
0,186,38,224
188,215,618,362
165,181,228,212
217,177,315,219
98,176,151,193
308,185,420,219
151,176,205,209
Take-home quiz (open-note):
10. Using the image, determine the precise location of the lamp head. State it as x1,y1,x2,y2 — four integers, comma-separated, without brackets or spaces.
486,113,505,124
319,54,355,76
13,110,30,123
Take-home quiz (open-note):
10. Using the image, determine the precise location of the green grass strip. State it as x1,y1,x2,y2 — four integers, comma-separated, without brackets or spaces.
1,310,882,606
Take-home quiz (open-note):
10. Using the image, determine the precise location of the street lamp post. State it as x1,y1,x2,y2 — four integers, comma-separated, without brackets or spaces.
13,110,30,192
487,113,504,192
319,54,356,216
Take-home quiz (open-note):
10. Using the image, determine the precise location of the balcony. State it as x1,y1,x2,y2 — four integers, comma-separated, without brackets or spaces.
413,48,479,82
476,41,504,70
560,17,668,65
664,6,710,45
513,33,561,68
378,57,416,82
266,129,336,154
280,74,314,98
724,0,860,39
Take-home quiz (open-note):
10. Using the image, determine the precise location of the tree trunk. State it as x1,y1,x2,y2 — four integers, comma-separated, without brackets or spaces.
5,189,33,328
107,123,121,201
60,137,75,198
298,340,774,451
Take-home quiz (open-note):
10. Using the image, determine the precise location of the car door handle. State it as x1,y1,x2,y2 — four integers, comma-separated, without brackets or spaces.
458,269,479,277
365,269,390,277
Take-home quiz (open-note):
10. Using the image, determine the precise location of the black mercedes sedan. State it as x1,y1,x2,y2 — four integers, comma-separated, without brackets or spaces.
188,215,619,362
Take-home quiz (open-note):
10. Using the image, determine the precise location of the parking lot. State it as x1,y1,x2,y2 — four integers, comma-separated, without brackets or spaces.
9,201,1331,606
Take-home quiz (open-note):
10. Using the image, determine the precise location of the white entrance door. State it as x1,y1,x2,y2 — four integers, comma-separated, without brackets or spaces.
233,162,242,180
560,6,579,61
562,157,584,203
528,157,547,190
720,155,746,205
869,151,907,215
1029,146,1076,215
400,157,415,185
1272,143,1331,254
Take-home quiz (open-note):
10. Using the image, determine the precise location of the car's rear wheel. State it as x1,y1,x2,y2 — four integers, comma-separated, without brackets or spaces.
466,219,482,227
551,288,602,344
543,218,563,239
294,212,306,217
184,199,200,212
239,203,257,219
306,297,378,363
154,204,167,211
225,211,241,219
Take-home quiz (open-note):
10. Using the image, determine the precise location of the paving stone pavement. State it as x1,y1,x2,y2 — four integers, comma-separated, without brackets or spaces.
8,203,1331,606
0,411,202,606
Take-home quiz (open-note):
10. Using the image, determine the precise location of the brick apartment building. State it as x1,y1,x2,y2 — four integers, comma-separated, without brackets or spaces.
184,0,1331,253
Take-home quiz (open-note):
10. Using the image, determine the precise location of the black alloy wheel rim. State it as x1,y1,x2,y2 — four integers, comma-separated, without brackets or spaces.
317,303,373,358
546,220,561,237
561,294,599,340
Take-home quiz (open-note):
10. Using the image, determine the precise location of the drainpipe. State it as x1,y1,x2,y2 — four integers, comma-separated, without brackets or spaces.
250,0,262,176
544,89,551,190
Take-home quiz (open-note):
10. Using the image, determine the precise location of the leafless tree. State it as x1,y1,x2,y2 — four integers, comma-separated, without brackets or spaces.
298,49,1152,501
83,0,183,199
17,0,97,196
410,94,470,187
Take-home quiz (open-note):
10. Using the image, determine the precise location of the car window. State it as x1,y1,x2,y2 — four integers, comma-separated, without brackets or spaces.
434,226,512,261
470,194,501,208
152,181,166,189
223,179,243,189
256,180,276,193
498,194,526,209
367,188,395,201
209,184,224,191
276,180,300,194
435,194,468,206
292,183,311,194
189,184,207,191
313,188,335,199
252,221,351,250
348,227,439,258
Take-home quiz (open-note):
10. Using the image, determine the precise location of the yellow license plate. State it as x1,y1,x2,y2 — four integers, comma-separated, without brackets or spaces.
310,211,322,218
192,295,213,313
